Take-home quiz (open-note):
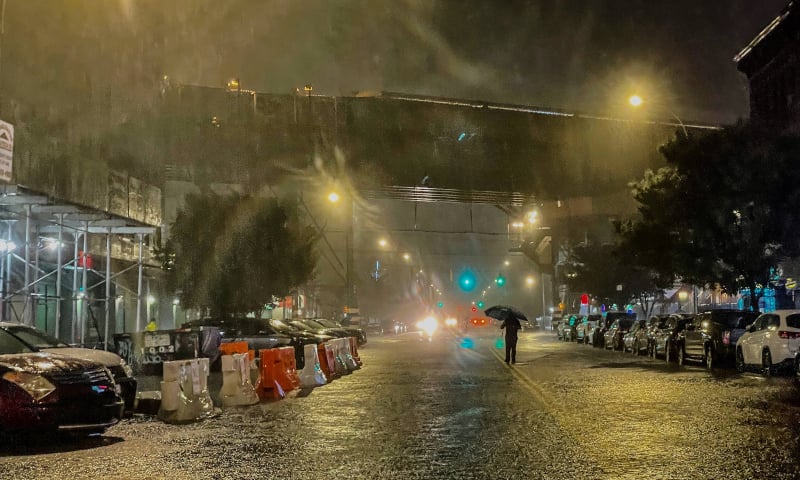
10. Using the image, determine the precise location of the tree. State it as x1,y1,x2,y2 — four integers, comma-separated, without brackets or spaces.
620,124,800,311
162,193,318,317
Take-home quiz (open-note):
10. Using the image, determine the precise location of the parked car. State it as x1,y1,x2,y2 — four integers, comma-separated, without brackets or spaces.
622,318,648,354
0,328,124,436
575,315,600,344
677,309,758,368
592,312,636,348
736,310,800,376
312,318,367,345
0,322,137,414
651,314,693,362
644,315,671,357
290,319,352,341
558,314,580,341
604,317,636,351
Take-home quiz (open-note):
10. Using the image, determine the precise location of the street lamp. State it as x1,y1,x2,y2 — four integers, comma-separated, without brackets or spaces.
627,94,688,137
678,290,688,312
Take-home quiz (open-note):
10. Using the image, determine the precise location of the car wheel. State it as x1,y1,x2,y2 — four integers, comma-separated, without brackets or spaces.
762,349,773,377
704,345,714,370
736,348,745,373
665,342,671,363
677,345,685,366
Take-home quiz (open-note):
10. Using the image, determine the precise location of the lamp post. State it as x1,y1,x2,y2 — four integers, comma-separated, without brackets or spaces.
328,190,357,317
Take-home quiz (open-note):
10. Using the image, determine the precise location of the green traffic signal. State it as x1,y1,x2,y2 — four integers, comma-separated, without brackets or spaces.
495,275,506,286
437,301,444,308
477,301,485,308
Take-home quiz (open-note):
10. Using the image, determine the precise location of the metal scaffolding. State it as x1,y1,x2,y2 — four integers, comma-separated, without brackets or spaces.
0,185,156,349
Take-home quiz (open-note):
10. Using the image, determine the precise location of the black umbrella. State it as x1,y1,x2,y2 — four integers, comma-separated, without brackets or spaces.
484,305,528,322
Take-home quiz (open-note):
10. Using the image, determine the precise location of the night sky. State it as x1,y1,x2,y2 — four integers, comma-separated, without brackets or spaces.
4,1,791,125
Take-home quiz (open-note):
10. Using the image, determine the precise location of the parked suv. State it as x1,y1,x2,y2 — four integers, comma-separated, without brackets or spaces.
558,315,580,341
623,319,648,354
575,315,600,344
651,314,693,362
736,310,800,376
592,312,636,348
604,317,636,351
677,309,758,368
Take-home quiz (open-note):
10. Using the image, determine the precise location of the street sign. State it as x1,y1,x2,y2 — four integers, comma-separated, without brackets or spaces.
0,120,14,183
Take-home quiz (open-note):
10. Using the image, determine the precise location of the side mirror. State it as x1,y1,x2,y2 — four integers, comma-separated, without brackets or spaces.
745,324,755,333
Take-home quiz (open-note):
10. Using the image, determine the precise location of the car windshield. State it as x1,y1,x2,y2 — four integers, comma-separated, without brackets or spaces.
3,325,70,349
618,319,635,329
707,311,750,329
0,329,35,355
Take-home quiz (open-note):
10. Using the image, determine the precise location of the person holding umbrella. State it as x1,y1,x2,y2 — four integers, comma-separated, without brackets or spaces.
485,305,526,364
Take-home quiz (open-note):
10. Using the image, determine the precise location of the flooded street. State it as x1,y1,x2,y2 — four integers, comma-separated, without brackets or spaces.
3,328,800,479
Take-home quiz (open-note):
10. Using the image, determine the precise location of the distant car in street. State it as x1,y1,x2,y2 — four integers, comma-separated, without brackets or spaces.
365,323,384,336
0,322,137,414
0,328,124,436
737,310,800,376
677,309,758,368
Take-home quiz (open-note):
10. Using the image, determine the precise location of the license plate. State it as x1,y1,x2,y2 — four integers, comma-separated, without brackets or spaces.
144,333,171,347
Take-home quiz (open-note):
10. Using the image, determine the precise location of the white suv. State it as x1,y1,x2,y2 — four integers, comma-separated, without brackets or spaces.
736,310,800,376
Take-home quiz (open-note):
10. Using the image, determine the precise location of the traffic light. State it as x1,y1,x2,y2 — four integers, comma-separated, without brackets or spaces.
495,275,506,286
471,306,477,313
437,301,444,308
458,270,477,292
477,301,485,309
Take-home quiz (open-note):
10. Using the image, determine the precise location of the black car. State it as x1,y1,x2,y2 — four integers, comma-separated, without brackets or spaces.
1,322,137,414
677,309,759,368
0,329,124,436
314,318,367,345
651,314,694,362
290,319,352,340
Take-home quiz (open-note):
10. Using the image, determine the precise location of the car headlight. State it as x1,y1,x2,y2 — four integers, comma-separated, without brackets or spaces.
2,371,56,401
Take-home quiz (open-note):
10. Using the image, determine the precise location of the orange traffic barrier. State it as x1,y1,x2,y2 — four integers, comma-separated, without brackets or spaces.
256,349,286,400
318,343,338,381
219,341,249,356
275,346,301,391
349,337,362,367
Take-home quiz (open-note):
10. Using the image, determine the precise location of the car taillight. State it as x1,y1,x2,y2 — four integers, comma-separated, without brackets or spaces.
722,331,731,346
778,331,800,339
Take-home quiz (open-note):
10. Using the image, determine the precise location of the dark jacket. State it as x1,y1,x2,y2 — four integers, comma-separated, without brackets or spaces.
501,316,521,340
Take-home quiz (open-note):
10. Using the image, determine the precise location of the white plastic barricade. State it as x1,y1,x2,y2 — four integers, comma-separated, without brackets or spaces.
299,343,327,388
338,338,360,371
158,358,215,423
219,353,259,407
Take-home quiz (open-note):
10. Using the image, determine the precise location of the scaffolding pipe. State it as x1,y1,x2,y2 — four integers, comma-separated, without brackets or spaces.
71,231,79,343
55,214,63,337
80,221,88,346
135,233,143,332
5,222,12,322
104,230,111,350
23,204,30,325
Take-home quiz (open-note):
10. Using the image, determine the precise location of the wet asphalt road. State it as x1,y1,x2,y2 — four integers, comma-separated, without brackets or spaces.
3,328,800,479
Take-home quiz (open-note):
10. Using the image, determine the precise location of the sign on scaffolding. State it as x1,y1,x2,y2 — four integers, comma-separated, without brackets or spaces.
0,120,13,183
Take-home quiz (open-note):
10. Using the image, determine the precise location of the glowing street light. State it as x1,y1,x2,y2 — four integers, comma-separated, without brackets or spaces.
327,192,341,203
627,94,687,136
628,94,643,107
526,276,534,286
378,238,388,248
403,253,411,261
